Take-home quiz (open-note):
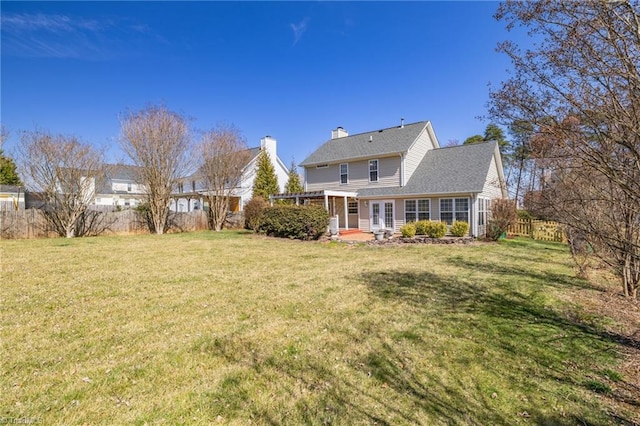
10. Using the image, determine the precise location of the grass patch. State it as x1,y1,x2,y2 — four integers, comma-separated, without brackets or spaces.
1,233,637,424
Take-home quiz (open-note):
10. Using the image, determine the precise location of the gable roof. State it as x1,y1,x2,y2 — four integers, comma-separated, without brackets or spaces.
106,164,141,181
357,141,500,197
300,121,431,166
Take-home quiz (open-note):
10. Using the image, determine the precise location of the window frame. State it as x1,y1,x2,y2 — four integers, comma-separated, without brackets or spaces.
439,198,469,225
405,199,430,223
369,159,379,183
340,163,349,185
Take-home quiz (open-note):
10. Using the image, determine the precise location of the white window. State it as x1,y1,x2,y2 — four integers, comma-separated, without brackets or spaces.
440,198,469,225
405,199,430,223
478,198,490,226
340,163,348,184
369,159,378,182
348,200,358,214
127,183,132,192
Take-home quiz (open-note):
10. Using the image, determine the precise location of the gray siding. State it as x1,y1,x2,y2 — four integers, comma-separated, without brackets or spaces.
403,128,436,184
305,156,401,192
481,156,504,200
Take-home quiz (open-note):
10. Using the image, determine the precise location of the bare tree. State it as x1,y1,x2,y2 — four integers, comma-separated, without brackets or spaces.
490,1,640,298
18,130,105,238
197,124,252,231
119,105,191,235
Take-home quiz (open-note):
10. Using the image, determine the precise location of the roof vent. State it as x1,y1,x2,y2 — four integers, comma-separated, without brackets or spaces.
401,117,405,128
369,135,373,142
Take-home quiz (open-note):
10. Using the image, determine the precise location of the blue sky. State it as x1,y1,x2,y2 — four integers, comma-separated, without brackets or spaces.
1,1,523,168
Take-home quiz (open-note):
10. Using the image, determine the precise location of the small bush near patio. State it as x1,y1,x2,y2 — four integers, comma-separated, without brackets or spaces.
415,220,429,235
259,204,329,240
400,222,416,238
450,220,470,237
425,220,447,238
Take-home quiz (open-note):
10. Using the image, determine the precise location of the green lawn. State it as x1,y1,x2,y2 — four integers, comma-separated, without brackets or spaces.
1,232,637,425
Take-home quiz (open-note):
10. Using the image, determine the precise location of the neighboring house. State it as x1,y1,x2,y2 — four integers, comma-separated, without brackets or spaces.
171,135,289,213
94,164,146,210
288,120,506,237
0,185,25,211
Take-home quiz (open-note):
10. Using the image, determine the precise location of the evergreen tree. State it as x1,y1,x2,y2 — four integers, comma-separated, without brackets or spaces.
252,150,279,199
0,149,22,185
284,160,303,193
464,124,510,154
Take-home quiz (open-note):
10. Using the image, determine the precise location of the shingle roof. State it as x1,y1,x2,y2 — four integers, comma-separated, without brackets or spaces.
299,121,430,166
357,141,498,197
107,164,141,181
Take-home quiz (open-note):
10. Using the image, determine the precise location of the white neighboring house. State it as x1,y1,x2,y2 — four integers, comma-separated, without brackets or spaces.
93,164,146,210
171,135,289,213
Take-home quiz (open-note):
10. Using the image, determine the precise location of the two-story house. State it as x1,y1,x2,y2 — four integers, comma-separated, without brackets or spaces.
291,120,507,237
171,135,289,213
93,164,147,210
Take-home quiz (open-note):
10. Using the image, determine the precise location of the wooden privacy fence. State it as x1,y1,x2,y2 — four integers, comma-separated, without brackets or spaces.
0,209,212,239
508,219,566,243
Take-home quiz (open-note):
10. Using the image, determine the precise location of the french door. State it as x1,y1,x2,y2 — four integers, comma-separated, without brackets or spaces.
371,201,394,232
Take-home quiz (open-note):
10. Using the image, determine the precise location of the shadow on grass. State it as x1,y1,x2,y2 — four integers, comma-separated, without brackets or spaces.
359,268,639,424
190,253,638,424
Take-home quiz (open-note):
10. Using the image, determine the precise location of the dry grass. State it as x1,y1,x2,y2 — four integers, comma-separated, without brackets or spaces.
1,232,638,425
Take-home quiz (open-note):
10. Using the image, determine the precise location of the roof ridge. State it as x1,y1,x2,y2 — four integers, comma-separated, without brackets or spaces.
434,140,497,151
334,120,428,139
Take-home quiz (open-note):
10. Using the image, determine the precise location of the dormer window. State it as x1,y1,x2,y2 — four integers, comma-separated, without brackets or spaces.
369,159,379,182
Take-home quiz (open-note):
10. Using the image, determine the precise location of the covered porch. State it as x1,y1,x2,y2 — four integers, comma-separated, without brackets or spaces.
269,190,359,231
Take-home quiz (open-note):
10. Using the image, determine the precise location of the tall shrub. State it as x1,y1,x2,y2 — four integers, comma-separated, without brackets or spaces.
487,199,517,241
244,196,269,232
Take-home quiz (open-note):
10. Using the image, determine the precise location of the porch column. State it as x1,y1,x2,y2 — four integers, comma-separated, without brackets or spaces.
295,196,299,206
343,196,349,230
324,194,329,211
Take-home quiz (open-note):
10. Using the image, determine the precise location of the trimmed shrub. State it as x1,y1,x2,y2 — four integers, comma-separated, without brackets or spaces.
450,220,470,237
259,204,329,240
415,220,429,235
400,223,416,238
425,221,447,238
244,196,269,232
